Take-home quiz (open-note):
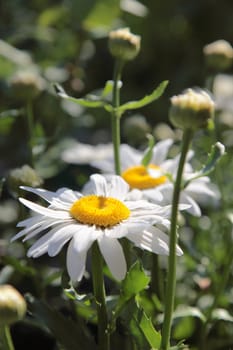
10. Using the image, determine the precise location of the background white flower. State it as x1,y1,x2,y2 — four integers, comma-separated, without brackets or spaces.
12,174,181,282
89,140,219,216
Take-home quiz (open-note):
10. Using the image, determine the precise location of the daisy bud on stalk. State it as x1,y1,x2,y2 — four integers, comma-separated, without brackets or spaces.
203,39,233,71
169,88,215,131
0,285,26,326
108,28,141,61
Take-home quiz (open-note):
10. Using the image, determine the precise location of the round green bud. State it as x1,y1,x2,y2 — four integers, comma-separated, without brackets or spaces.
7,165,43,196
169,89,215,130
203,40,233,71
0,285,26,326
108,28,141,61
9,70,45,101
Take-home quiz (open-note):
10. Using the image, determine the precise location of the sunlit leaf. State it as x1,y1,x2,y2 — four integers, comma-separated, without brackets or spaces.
121,261,150,300
118,80,169,113
211,308,233,322
173,305,206,323
184,142,225,186
54,83,107,108
139,311,161,348
141,134,155,167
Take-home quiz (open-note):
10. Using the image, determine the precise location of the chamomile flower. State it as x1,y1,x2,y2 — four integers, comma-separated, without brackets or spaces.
90,140,219,216
12,174,181,282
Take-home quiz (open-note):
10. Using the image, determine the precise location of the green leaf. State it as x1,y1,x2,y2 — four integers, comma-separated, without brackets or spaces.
54,83,106,108
141,134,155,167
184,142,225,186
211,308,233,322
139,311,161,348
101,80,114,98
26,294,96,350
173,305,206,323
121,261,150,300
118,80,168,113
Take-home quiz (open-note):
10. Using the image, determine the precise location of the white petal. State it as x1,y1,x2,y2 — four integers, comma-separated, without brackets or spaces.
151,139,173,165
108,176,129,200
19,198,71,219
12,218,48,241
17,214,45,228
47,224,79,256
98,236,127,280
127,226,183,256
179,192,201,217
89,174,108,196
120,144,141,170
142,188,163,202
69,226,99,253
66,238,87,281
20,186,56,203
105,224,128,238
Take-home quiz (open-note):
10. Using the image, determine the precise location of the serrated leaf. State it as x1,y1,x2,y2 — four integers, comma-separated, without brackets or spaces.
26,294,96,350
118,80,168,113
184,142,225,186
211,308,233,322
173,305,206,323
141,134,155,167
54,83,106,108
121,261,150,300
139,311,161,348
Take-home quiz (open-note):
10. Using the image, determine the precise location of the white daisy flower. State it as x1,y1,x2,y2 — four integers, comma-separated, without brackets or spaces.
90,139,219,216
12,174,182,282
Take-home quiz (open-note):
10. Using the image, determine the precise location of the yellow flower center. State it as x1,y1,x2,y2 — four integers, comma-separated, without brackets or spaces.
122,164,167,189
70,195,130,227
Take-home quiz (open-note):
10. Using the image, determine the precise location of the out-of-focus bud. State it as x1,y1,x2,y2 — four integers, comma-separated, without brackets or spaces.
9,70,46,101
7,165,43,196
203,40,233,71
108,28,141,61
123,114,151,146
169,88,215,130
0,285,26,326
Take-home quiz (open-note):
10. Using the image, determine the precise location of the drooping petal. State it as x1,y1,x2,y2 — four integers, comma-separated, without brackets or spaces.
66,238,87,281
120,144,141,170
19,198,71,219
47,224,80,256
20,186,57,203
179,192,201,217
127,226,183,256
98,236,127,280
151,139,173,165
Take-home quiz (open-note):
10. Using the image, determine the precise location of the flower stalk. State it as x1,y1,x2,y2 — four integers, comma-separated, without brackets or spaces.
91,242,110,350
160,128,193,350
0,326,15,350
111,58,124,175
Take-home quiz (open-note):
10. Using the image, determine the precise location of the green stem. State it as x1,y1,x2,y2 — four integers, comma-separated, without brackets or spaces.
151,254,164,301
0,326,15,350
91,242,110,350
111,58,124,175
160,128,193,350
26,99,34,166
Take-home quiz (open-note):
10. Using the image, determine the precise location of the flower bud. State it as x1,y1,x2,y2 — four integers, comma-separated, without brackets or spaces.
169,89,215,130
108,28,141,61
203,40,233,71
7,165,43,196
0,285,26,326
9,70,45,101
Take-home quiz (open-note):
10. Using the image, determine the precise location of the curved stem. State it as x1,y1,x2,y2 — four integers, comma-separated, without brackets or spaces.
160,128,193,350
91,242,110,350
0,326,15,350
